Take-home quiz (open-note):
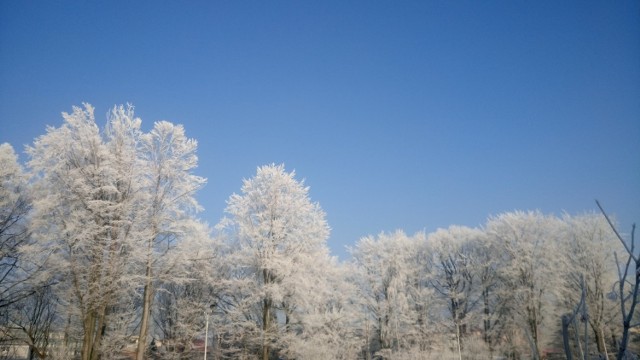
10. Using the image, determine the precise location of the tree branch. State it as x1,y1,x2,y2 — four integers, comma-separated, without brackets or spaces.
596,200,637,262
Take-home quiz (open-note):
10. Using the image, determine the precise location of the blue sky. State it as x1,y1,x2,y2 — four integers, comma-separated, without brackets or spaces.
1,1,638,258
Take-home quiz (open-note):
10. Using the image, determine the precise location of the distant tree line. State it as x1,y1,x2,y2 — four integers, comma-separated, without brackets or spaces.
0,104,637,360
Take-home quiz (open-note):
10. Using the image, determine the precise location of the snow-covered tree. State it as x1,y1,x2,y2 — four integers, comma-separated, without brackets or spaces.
23,104,207,360
218,164,331,360
486,211,565,360
149,220,220,359
428,226,484,359
18,102,640,360
404,231,437,354
134,120,206,360
473,224,512,354
350,230,434,358
561,213,621,357
277,256,361,360
25,104,144,360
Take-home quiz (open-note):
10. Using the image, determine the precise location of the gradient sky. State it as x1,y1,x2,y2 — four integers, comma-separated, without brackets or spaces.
1,1,638,259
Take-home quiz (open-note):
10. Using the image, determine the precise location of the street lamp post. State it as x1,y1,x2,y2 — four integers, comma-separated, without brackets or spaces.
204,302,216,360
204,311,209,360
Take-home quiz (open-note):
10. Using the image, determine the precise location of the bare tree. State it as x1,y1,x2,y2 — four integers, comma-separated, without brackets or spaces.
596,200,639,360
5,286,57,359
0,143,32,310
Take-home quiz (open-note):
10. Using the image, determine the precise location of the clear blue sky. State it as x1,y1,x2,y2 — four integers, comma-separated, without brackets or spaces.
1,1,638,259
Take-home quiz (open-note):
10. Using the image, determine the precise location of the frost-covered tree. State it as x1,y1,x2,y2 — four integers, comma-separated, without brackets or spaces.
350,230,433,358
404,231,437,354
278,256,361,360
486,211,565,360
23,104,207,360
219,164,331,360
359,231,407,355
150,220,220,359
561,213,621,357
134,120,206,360
428,226,483,359
25,104,145,360
473,224,512,354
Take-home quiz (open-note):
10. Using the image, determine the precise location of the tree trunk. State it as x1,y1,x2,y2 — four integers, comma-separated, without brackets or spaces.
527,317,541,360
262,268,272,360
136,262,153,360
593,325,606,355
90,305,107,360
81,312,95,360
616,262,640,360
262,297,271,360
82,319,92,360
483,287,491,347
562,315,573,360
455,321,462,360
